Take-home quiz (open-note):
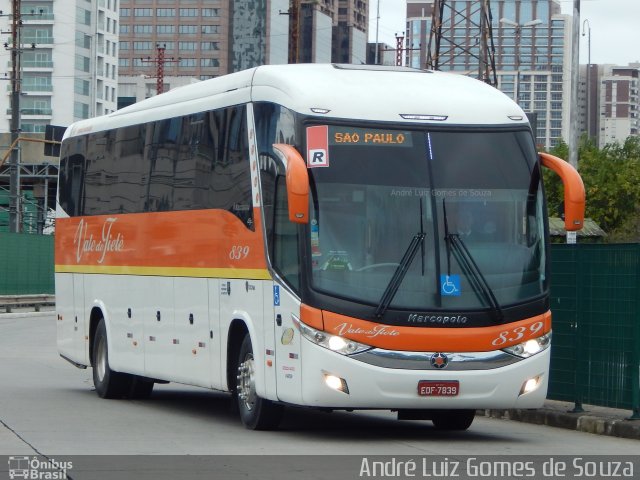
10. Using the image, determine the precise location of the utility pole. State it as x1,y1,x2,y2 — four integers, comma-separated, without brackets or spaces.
287,0,300,64
2,5,43,233
374,0,380,65
582,18,591,141
568,0,580,169
1,0,23,232
279,0,300,64
141,44,179,95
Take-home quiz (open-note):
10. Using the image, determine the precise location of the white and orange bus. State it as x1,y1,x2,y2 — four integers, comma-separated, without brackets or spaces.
56,64,584,431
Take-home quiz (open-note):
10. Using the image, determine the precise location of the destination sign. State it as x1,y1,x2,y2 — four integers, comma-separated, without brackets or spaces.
329,127,413,147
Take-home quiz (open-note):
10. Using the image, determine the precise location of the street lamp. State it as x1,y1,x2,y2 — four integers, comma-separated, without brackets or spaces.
499,18,543,106
374,0,380,65
582,18,591,140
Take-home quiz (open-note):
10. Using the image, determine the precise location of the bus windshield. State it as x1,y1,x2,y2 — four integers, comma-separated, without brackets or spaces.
307,126,546,313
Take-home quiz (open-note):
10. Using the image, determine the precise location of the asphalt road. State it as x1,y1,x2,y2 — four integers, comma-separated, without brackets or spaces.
0,313,638,479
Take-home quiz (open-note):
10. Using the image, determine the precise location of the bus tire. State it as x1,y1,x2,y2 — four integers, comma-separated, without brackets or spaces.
236,334,283,430
92,318,132,399
431,409,475,431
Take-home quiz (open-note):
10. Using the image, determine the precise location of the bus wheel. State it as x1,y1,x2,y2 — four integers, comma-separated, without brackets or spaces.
236,334,283,430
431,409,475,431
92,318,132,399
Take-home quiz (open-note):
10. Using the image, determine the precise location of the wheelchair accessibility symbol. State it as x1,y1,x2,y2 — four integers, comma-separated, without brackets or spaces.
440,274,461,296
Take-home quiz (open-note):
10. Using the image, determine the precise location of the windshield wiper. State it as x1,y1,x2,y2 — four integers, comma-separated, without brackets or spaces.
442,199,504,322
374,232,425,319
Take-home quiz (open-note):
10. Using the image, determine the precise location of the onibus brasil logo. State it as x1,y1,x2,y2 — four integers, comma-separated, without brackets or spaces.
8,456,72,479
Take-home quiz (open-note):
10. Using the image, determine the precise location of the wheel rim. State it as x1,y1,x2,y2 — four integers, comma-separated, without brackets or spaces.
237,352,257,411
96,335,107,382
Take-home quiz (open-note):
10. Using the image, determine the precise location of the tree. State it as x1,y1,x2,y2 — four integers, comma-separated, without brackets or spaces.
542,136,640,242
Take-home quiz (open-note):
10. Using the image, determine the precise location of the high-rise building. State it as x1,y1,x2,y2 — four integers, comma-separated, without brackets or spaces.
577,63,600,142
577,63,640,147
598,64,639,146
333,0,369,64
1,0,117,232
118,3,230,81
0,0,119,133
293,0,368,65
117,1,288,103
299,2,334,63
406,0,571,149
118,0,368,82
118,1,291,80
1,0,372,135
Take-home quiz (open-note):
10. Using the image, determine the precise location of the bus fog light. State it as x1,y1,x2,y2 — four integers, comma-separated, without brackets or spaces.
323,372,349,394
519,375,542,396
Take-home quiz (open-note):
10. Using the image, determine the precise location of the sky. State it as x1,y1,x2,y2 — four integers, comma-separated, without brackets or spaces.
368,0,640,66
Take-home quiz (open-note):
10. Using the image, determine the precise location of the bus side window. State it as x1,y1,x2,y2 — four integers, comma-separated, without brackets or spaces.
59,143,86,217
146,117,181,212
272,175,300,291
210,106,254,229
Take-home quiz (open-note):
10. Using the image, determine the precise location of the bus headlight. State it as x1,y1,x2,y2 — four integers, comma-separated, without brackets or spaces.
292,316,372,355
503,333,551,358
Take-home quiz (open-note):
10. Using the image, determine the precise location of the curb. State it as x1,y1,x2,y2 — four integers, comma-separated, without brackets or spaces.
479,402,640,441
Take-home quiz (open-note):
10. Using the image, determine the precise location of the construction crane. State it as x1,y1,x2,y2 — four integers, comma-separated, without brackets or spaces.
426,0,498,86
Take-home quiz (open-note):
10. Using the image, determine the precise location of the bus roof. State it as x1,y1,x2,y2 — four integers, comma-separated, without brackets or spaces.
65,64,528,138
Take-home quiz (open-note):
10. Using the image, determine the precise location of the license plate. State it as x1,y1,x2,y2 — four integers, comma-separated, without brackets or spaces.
418,380,459,397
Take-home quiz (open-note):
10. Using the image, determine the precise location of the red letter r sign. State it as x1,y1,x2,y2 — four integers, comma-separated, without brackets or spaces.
306,126,329,168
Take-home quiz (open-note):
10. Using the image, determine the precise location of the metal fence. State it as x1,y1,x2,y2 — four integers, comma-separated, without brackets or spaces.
548,243,640,417
0,232,54,294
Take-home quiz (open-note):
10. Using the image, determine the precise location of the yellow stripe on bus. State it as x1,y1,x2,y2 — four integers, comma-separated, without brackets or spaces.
55,264,272,280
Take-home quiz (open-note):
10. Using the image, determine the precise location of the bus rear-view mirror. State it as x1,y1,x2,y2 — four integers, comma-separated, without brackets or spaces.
539,152,585,232
272,143,309,224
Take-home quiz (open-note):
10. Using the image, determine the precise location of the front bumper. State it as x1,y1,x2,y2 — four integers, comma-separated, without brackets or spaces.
297,338,550,410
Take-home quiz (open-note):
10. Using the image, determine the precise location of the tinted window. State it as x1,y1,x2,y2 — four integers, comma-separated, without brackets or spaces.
209,106,253,228
58,105,254,229
80,126,147,215
58,137,87,217
147,117,182,212
429,130,535,190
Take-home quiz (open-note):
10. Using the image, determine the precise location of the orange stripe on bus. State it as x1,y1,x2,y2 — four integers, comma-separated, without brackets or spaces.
55,208,267,271
322,310,552,352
